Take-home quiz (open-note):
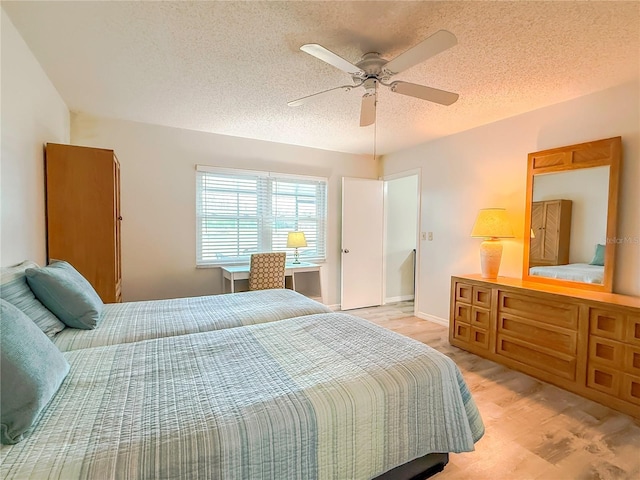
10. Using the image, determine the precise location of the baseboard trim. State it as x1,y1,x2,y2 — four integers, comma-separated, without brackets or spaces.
328,304,341,311
416,312,449,327
384,295,415,304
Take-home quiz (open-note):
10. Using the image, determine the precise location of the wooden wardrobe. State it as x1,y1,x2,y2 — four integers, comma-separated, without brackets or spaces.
529,199,572,267
45,143,122,303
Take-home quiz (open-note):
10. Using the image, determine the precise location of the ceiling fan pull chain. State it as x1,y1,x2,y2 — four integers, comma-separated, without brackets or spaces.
373,107,377,161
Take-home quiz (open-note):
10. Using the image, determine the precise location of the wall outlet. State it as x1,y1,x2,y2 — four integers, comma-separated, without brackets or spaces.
428,232,433,241
421,232,427,241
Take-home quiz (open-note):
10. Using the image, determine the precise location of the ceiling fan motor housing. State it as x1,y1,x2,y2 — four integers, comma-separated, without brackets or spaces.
353,53,390,84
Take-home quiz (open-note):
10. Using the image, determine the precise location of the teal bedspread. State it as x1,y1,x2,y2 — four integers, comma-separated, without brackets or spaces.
1,313,483,479
53,289,331,351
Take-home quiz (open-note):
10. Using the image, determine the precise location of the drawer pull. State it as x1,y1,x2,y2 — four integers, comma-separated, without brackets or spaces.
595,343,615,361
594,369,614,388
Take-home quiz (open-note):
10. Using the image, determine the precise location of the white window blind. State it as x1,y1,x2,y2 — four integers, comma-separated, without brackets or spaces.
196,166,327,265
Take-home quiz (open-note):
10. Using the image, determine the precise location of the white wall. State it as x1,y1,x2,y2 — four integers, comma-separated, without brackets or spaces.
382,81,640,323
533,166,609,264
0,9,70,267
384,174,418,302
71,113,377,305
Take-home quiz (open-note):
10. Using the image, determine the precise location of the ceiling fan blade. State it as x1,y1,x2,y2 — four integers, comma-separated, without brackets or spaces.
300,44,365,77
360,93,376,127
288,85,356,107
389,81,459,106
383,30,457,76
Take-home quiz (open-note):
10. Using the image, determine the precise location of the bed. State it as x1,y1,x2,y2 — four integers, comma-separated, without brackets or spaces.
1,312,483,479
528,263,604,284
0,259,331,352
1,260,483,479
52,288,332,351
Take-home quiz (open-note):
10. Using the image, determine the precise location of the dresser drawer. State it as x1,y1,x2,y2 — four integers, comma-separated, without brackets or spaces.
587,364,621,397
590,308,625,341
588,336,624,369
621,374,640,406
497,334,576,380
623,344,640,376
471,306,490,328
498,313,577,355
627,315,640,346
453,303,471,324
498,291,578,329
470,327,490,350
455,282,473,304
452,321,471,343
472,286,492,308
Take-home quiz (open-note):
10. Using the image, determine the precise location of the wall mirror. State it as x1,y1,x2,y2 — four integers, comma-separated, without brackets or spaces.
522,137,621,292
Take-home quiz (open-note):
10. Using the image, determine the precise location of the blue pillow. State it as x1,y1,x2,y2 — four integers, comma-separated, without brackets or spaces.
1,299,70,444
26,261,104,330
589,244,605,266
0,260,66,337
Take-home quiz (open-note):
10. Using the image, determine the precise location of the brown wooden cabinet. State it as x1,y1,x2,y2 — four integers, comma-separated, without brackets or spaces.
529,199,572,266
45,143,122,303
451,282,493,354
450,274,640,418
588,311,640,406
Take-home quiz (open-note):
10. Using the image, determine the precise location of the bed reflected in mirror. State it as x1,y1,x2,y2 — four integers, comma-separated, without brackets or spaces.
528,166,609,285
522,137,621,293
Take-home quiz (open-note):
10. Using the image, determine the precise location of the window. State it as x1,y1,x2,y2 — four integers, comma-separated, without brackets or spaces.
196,166,327,265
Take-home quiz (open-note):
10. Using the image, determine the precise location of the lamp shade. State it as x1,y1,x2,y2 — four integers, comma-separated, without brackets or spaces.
470,208,514,239
287,231,307,248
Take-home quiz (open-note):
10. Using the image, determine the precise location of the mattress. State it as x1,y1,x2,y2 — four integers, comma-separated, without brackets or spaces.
1,313,484,479
529,263,604,284
53,288,331,351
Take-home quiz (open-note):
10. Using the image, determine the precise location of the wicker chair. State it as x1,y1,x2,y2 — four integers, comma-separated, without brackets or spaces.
248,252,286,291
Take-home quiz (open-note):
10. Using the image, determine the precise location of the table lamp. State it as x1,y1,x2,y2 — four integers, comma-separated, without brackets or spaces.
287,231,307,264
470,208,514,279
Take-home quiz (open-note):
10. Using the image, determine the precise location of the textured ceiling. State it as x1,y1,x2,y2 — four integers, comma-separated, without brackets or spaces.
3,1,639,155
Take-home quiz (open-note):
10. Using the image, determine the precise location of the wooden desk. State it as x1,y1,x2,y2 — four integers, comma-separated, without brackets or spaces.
221,262,323,303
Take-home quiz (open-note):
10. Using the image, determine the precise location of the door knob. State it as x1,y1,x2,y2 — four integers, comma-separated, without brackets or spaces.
342,249,350,254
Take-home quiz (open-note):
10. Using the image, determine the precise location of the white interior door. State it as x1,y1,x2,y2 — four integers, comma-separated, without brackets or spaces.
341,177,383,310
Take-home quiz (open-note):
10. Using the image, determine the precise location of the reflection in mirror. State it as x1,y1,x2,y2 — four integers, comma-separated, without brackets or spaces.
528,166,609,285
522,136,621,293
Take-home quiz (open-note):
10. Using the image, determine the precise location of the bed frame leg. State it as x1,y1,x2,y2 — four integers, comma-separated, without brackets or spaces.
374,453,449,480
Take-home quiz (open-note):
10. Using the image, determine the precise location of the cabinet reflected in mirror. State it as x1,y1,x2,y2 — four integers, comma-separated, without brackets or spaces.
522,137,621,292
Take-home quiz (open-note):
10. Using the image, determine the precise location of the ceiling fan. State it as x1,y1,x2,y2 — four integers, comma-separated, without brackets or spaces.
288,30,459,127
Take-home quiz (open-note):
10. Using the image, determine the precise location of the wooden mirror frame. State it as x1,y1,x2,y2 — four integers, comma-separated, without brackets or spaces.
522,136,621,292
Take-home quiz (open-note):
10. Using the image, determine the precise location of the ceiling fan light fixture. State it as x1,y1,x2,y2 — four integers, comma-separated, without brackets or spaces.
362,77,378,93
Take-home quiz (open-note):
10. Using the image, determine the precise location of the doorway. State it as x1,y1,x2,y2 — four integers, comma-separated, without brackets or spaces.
383,171,420,311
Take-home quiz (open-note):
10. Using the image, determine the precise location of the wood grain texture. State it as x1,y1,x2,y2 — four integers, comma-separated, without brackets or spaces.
529,199,572,267
522,136,621,292
450,275,640,419
348,301,640,480
45,143,122,303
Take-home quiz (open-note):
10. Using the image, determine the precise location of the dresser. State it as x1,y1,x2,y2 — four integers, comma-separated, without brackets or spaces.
450,274,640,418
45,143,122,303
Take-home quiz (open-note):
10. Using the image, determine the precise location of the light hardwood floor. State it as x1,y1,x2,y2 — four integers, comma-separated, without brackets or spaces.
346,302,640,480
